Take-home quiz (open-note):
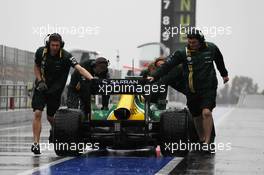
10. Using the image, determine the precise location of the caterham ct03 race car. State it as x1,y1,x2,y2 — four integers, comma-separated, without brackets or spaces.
51,77,215,156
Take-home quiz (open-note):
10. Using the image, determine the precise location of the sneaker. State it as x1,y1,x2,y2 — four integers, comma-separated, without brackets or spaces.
31,143,41,155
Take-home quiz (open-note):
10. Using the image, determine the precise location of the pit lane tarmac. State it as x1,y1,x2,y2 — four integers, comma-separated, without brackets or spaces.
0,104,263,175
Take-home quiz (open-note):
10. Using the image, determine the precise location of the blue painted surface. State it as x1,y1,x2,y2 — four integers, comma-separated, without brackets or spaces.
33,156,173,175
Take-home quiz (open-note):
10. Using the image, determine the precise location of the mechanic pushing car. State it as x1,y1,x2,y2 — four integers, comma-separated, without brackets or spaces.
67,57,110,115
148,28,229,150
140,62,156,78
141,57,186,109
150,57,167,109
31,33,94,154
140,57,166,78
140,58,167,109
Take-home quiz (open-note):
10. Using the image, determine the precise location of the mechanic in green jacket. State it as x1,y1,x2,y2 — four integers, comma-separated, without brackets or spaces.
67,57,110,116
148,29,229,148
140,58,167,109
31,33,94,154
152,57,170,109
140,62,156,78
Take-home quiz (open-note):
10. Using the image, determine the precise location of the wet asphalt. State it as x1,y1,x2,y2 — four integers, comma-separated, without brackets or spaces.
0,106,263,175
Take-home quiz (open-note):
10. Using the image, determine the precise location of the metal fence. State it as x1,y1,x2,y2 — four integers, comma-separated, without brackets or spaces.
0,45,34,110
0,45,35,82
0,84,31,110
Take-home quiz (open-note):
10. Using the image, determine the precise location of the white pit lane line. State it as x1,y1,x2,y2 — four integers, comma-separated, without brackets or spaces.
155,157,184,175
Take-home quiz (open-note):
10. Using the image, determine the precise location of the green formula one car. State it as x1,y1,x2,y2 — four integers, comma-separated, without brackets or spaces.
52,77,215,156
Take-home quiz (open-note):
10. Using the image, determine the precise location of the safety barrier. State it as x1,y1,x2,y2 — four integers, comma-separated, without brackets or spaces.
0,84,31,110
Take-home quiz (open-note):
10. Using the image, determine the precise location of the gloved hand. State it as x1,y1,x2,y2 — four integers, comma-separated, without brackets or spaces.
36,80,48,92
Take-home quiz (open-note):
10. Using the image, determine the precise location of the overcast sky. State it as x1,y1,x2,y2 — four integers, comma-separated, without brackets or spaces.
1,0,263,90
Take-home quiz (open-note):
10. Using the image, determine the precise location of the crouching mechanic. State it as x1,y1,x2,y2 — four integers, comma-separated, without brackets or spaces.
148,57,168,109
148,29,229,152
31,33,94,154
141,57,186,109
67,57,110,116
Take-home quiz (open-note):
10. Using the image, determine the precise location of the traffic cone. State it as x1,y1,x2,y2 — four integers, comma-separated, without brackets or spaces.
156,145,161,157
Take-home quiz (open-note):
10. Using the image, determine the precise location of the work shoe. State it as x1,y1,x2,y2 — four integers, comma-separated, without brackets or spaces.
31,143,41,155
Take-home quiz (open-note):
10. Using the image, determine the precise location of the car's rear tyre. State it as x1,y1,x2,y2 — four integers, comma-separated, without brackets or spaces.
159,109,189,156
53,108,83,156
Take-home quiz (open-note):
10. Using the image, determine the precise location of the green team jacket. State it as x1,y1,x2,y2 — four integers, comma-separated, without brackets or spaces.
151,42,228,93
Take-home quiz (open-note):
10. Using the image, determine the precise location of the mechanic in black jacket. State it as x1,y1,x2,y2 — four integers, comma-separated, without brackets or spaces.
31,33,94,154
148,29,229,150
67,57,110,116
